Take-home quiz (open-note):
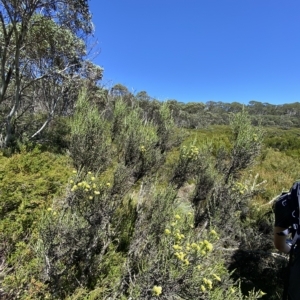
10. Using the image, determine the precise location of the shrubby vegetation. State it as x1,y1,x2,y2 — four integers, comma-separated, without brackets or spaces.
2,2,300,299
3,91,299,299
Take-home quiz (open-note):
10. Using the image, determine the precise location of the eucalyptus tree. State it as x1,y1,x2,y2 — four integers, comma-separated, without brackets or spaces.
0,0,101,147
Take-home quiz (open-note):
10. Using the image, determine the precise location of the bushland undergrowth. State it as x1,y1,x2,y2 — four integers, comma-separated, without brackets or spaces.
1,94,299,299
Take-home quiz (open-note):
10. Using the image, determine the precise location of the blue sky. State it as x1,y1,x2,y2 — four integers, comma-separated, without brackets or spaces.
89,0,300,104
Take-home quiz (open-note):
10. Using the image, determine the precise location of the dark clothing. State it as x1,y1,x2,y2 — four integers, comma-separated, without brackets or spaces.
274,191,300,300
274,194,294,229
288,246,300,300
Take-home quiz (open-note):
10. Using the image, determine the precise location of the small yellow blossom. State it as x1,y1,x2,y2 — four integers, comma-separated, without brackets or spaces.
206,243,213,251
72,170,77,174
106,182,111,187
89,196,93,200
170,222,177,227
201,285,206,292
210,229,217,236
203,279,213,289
204,240,213,251
53,212,57,216
47,208,52,211
230,287,236,294
213,274,221,282
165,229,171,235
175,233,183,240
88,171,92,175
94,191,100,195
152,285,162,296
191,242,198,249
91,177,95,181
184,259,189,265
173,244,182,250
175,214,181,220
70,180,74,184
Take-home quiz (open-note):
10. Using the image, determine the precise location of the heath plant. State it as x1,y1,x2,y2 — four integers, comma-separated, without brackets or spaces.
223,109,264,184
112,102,164,181
69,88,111,174
38,165,132,298
118,185,265,299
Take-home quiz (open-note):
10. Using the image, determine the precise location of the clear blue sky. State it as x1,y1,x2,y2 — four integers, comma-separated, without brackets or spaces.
89,0,300,104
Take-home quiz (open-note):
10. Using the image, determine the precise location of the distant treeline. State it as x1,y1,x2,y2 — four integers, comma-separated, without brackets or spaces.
107,84,300,129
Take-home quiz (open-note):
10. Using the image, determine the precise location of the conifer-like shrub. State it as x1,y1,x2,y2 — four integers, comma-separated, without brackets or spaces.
69,88,111,174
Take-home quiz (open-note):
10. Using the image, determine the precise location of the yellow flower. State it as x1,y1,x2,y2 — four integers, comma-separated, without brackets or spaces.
175,214,181,220
72,170,77,174
203,279,213,289
53,212,57,216
173,244,182,250
230,287,235,293
204,240,213,251
70,180,74,184
175,233,182,240
47,208,52,211
152,285,162,296
106,182,111,187
213,274,221,281
165,229,171,235
191,242,198,249
88,171,92,175
89,196,93,200
71,184,78,191
91,176,95,181
206,243,213,251
201,285,206,292
184,259,189,265
170,222,177,227
210,229,217,236
94,191,100,195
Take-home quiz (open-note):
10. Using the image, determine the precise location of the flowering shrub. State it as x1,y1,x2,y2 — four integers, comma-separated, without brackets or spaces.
119,186,265,299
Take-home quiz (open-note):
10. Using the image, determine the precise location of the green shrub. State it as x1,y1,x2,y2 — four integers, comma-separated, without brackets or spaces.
69,88,111,174
117,185,265,299
0,147,71,299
